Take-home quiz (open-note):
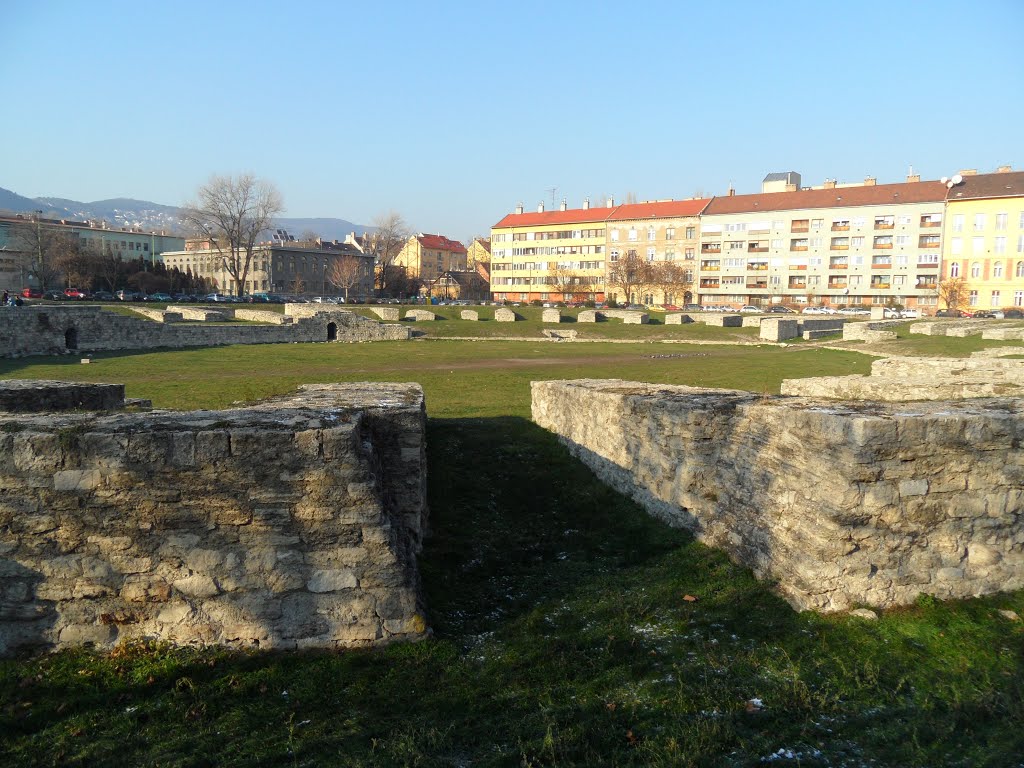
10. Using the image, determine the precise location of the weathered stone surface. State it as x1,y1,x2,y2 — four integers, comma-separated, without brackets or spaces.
542,329,578,340
0,305,409,358
760,318,799,341
369,307,400,322
405,309,436,321
541,309,561,323
665,313,694,325
460,310,479,321
577,310,599,323
0,382,428,655
699,314,743,328
494,308,519,322
0,380,126,412
982,327,1024,341
166,306,227,322
602,310,649,324
531,379,1024,613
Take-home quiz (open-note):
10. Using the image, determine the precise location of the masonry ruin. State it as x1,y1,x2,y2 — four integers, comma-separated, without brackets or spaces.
0,380,428,656
532,379,1023,613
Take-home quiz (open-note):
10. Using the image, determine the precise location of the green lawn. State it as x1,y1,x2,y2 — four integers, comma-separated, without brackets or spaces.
1,340,1022,767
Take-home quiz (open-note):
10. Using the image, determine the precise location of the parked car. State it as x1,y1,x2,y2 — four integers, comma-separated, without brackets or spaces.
205,293,229,302
739,305,762,313
20,287,43,299
43,290,65,300
900,308,920,319
969,310,996,319
682,304,703,312
116,290,142,301
64,288,87,299
1003,309,1023,319
935,309,962,318
766,305,796,314
146,292,173,302
92,290,115,301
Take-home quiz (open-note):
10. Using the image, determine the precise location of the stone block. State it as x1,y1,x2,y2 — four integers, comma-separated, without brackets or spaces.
369,307,400,322
664,313,693,325
759,318,799,342
494,308,519,322
577,310,598,323
405,309,436,321
460,309,479,321
541,308,560,323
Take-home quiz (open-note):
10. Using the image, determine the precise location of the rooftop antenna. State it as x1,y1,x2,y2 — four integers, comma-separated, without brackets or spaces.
545,186,558,208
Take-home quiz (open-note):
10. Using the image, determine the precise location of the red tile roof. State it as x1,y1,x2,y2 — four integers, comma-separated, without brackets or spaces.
945,171,1024,201
417,234,467,253
702,181,947,215
607,199,709,220
493,199,708,228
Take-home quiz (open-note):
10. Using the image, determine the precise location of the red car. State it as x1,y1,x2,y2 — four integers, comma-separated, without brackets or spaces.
64,288,87,299
20,287,43,299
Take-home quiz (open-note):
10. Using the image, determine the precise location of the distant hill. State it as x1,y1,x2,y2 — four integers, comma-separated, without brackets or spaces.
2,187,372,240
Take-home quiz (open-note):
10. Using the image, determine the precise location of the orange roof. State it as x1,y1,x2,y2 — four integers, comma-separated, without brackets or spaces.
417,234,466,253
608,199,709,220
493,199,708,228
703,180,947,215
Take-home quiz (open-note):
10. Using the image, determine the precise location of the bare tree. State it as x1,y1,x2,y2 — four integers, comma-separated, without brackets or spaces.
366,212,411,296
328,255,364,302
937,277,970,312
8,218,76,290
547,261,580,302
607,251,652,306
652,261,691,306
180,174,284,297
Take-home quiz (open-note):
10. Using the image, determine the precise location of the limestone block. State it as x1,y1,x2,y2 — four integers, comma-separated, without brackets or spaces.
577,310,598,323
982,327,1024,341
742,315,764,327
665,313,693,325
460,310,479,321
541,308,561,323
370,307,400,322
759,318,799,342
494,308,519,322
542,329,578,340
405,309,436,321
700,314,742,328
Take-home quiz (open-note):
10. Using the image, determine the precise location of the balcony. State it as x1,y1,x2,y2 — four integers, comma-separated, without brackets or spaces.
789,264,808,271
747,245,768,253
830,244,850,250
873,243,893,250
917,261,939,269
871,263,892,269
700,264,721,271
699,280,720,289
827,282,848,290
701,245,721,254
920,219,942,228
746,282,768,289
829,262,848,269
831,223,850,231
874,222,895,230
871,282,891,289
788,281,807,289
791,225,809,233
918,240,940,249
790,245,808,252
747,264,768,271
916,282,937,289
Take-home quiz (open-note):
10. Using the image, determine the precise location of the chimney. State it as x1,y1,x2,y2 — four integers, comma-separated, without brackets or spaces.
537,202,545,213
823,179,836,189
864,176,876,186
606,196,614,208
515,202,524,215
906,174,921,183
785,183,798,192
996,165,1012,173
582,197,590,210
727,185,735,197
959,169,978,176
559,199,567,212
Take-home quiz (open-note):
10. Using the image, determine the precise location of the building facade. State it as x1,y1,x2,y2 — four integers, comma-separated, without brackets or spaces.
698,179,948,308
940,168,1024,311
160,240,374,298
466,237,491,268
394,234,468,284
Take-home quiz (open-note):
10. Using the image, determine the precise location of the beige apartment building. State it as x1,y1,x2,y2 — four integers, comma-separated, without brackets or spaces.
940,168,1024,311
394,234,468,284
698,176,948,308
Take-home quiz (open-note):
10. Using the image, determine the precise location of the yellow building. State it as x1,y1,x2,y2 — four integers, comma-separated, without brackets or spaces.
466,237,491,268
394,234,468,283
941,168,1024,311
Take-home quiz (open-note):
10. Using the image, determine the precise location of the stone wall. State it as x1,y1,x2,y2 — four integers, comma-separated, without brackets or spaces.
0,305,409,358
531,379,1023,613
0,382,428,655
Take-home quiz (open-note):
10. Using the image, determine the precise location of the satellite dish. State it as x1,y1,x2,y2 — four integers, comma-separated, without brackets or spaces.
940,176,948,184
947,181,955,189
952,174,963,184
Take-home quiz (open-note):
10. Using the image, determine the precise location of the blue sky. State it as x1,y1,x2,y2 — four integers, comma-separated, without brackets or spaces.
2,0,1021,240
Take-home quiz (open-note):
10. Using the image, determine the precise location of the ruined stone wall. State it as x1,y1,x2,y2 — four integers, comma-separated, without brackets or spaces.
531,379,1023,612
0,383,428,655
0,305,409,358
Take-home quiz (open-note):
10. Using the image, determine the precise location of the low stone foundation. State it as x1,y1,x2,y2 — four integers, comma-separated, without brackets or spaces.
541,309,561,323
0,381,428,655
665,313,694,325
0,380,126,413
369,308,400,322
405,309,435,321
460,310,479,321
697,314,742,328
494,308,519,322
531,379,1023,613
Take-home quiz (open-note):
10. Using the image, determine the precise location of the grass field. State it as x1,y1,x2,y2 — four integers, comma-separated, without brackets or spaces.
1,339,1022,767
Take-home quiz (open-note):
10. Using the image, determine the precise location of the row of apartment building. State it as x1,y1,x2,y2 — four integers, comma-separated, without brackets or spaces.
489,168,1024,311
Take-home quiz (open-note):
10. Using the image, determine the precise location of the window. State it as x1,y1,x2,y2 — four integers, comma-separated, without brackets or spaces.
729,241,745,250
646,247,656,261
968,290,978,307
974,213,986,231
811,219,823,230
851,236,864,248
972,236,985,254
1019,235,1024,253
810,237,822,248
971,262,981,278
894,275,906,286
994,262,1004,278
996,213,1008,230
647,227,656,241
1015,290,1024,306
665,249,675,260
610,229,619,242
895,235,909,246
665,227,675,239
951,237,962,254
772,220,785,230
628,228,638,241
952,214,964,232
852,217,866,227
895,254,908,265
991,290,1001,307
852,255,865,266
995,237,1007,254
610,249,620,262
770,238,783,249
684,248,695,259
898,215,912,225
685,226,695,239
950,262,961,277
1016,261,1024,278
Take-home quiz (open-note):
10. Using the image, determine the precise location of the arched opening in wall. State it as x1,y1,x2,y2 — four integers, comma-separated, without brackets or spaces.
327,322,337,341
64,327,78,350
